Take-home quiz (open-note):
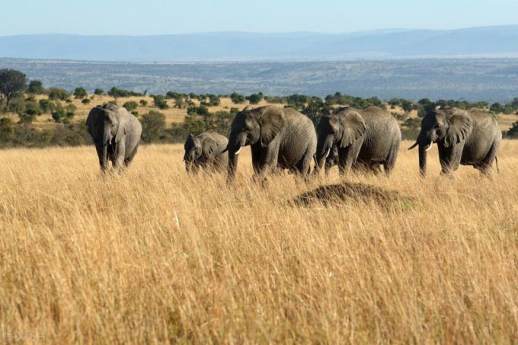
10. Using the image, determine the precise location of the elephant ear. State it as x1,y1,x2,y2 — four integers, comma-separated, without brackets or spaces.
258,107,285,146
202,137,219,158
445,111,472,147
338,110,366,148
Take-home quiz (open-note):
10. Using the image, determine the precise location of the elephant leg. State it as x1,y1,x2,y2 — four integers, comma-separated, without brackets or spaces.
383,140,399,176
338,142,361,176
477,141,500,176
95,144,108,171
296,149,314,181
113,142,126,170
439,143,463,175
124,144,139,167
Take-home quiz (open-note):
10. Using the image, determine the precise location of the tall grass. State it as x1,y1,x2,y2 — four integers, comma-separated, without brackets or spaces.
0,142,516,344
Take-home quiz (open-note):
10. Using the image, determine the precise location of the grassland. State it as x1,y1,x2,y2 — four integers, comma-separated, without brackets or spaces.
0,141,516,344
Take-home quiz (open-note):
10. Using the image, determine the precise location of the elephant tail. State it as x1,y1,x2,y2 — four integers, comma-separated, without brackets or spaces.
495,156,500,173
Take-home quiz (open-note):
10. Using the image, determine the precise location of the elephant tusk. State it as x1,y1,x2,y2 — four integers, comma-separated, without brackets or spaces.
324,147,331,159
234,147,242,155
425,144,433,152
408,142,418,150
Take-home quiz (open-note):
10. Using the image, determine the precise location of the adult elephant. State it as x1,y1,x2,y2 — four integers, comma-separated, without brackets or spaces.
409,107,501,176
315,106,401,176
86,103,142,172
227,106,317,182
184,131,228,173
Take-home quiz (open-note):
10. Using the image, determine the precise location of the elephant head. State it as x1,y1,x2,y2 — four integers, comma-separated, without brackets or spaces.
315,108,366,170
409,107,472,176
227,106,285,181
87,104,128,171
184,134,202,172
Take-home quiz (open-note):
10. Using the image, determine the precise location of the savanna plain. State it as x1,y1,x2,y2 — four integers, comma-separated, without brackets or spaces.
0,141,517,344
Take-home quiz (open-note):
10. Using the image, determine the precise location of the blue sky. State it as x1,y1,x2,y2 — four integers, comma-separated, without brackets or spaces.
1,0,517,35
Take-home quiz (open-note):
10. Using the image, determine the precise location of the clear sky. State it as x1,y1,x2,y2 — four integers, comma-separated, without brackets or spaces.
1,0,517,35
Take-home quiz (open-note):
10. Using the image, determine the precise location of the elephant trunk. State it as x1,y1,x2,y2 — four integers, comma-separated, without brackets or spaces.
226,132,247,183
418,144,429,177
315,135,334,172
100,126,112,171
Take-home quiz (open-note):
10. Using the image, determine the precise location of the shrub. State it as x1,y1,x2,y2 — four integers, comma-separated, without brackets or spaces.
108,87,142,98
152,95,168,109
139,99,148,107
123,101,139,112
230,92,245,104
141,111,166,143
81,98,91,105
39,99,52,113
506,122,518,139
73,87,88,99
27,80,45,94
48,88,70,101
247,92,263,105
94,88,104,95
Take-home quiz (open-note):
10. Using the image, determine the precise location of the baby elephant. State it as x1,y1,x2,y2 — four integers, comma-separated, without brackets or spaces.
184,132,228,173
87,103,142,172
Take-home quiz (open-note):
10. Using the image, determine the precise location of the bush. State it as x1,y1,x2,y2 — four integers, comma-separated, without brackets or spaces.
506,122,518,139
81,98,91,105
152,95,168,109
123,101,139,112
94,88,104,95
141,111,166,143
108,87,142,98
73,87,88,99
230,92,245,104
139,99,148,107
39,99,52,113
187,105,210,116
48,88,70,101
247,92,263,105
27,80,46,94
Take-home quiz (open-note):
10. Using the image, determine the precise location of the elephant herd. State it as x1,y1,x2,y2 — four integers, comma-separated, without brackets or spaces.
86,103,502,180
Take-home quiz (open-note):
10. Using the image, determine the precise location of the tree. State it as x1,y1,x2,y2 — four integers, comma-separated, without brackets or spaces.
48,88,70,101
247,92,263,105
27,80,45,94
94,88,105,95
230,92,245,104
73,87,88,99
141,110,166,142
0,69,27,107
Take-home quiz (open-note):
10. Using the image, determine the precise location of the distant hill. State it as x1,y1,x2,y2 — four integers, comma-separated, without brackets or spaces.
1,26,518,61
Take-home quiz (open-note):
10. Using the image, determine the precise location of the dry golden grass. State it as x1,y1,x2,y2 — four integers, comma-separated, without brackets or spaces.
0,141,517,344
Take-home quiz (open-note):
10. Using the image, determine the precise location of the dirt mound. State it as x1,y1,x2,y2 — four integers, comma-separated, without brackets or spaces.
293,182,410,208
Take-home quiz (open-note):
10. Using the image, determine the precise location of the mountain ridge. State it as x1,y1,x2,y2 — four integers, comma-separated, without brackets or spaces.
1,26,518,62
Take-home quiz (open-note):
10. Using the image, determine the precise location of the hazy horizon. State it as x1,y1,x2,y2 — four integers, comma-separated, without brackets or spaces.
1,0,517,36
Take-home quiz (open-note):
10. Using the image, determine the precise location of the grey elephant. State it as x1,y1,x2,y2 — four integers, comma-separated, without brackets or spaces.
227,106,317,182
315,106,401,176
86,103,142,172
184,131,228,173
409,107,501,176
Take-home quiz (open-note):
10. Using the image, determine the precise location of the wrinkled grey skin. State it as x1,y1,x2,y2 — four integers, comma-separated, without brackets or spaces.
184,131,228,173
227,106,317,182
316,106,401,176
409,107,501,176
86,104,142,172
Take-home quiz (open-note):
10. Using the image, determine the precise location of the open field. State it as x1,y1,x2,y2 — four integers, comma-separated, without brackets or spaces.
0,142,517,344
